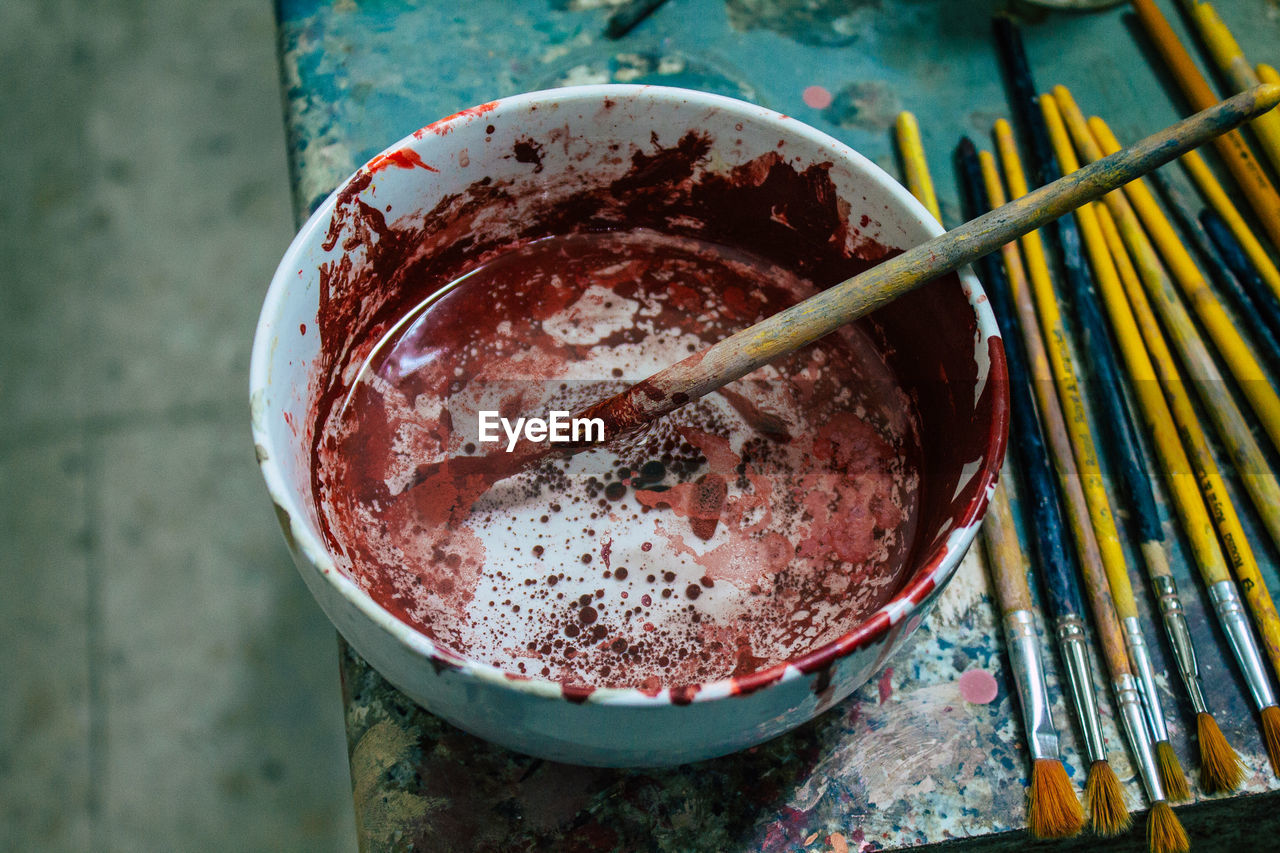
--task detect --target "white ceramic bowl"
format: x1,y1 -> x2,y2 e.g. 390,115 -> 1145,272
251,85 -> 1008,767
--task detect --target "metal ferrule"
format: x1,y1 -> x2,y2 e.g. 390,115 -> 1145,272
1054,614 -> 1107,763
1004,610 -> 1059,761
1152,574 -> 1208,714
1123,615 -> 1171,743
1113,673 -> 1166,804
1209,579 -> 1278,710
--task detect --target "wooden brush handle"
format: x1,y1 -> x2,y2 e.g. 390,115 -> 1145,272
895,112 -> 943,223
1185,0 -> 1280,176
585,84 -> 1280,437
984,483 -> 1035,616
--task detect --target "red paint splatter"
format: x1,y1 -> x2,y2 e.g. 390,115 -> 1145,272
417,100 -> 500,137
669,684 -> 700,705
959,668 -> 998,704
802,85 -> 833,109
368,147 -> 439,173
877,666 -> 894,703
688,473 -> 727,540
561,683 -> 594,704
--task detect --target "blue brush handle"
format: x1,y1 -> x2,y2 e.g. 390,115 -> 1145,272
1148,167 -> 1280,377
1053,217 -> 1165,545
956,138 -> 1086,621
993,17 -> 1165,548
1200,208 -> 1280,360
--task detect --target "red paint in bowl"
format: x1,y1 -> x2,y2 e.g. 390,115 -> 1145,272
251,86 -> 1007,766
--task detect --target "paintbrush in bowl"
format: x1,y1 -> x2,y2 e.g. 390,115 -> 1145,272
409,84 -> 1280,529
571,85 -> 1280,442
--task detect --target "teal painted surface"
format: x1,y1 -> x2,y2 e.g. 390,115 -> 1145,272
277,1 -> 1280,849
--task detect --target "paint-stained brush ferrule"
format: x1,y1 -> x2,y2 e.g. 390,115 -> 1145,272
1123,615 -> 1171,743
1005,610 -> 1060,760
1210,579 -> 1279,710
1056,615 -> 1107,763
1152,574 -> 1208,714
1114,673 -> 1166,803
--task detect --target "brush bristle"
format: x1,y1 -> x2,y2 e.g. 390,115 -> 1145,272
1085,759 -> 1131,836
1197,712 -> 1244,792
1147,801 -> 1189,853
1155,741 -> 1191,803
1028,758 -> 1083,838
1262,705 -> 1280,777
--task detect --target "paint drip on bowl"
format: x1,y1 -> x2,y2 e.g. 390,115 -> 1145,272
314,227 -> 924,692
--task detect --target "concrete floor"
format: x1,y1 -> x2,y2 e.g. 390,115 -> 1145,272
1,1 -> 355,850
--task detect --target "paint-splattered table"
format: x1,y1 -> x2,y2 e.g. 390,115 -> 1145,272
275,0 -> 1280,849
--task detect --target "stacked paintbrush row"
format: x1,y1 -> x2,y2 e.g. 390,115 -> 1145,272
894,9 -> 1280,852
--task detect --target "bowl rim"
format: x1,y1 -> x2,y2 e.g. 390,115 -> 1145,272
250,83 -> 1009,707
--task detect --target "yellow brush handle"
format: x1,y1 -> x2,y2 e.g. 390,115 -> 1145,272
1179,149 -> 1280,306
994,117 -> 1139,623
981,144 -> 1132,671
1053,90 -> 1245,586
993,122 -> 1135,685
1095,116 -> 1280,559
1184,1 -> 1280,176
1092,202 -> 1233,584
895,112 -> 943,224
1091,118 -> 1280,458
